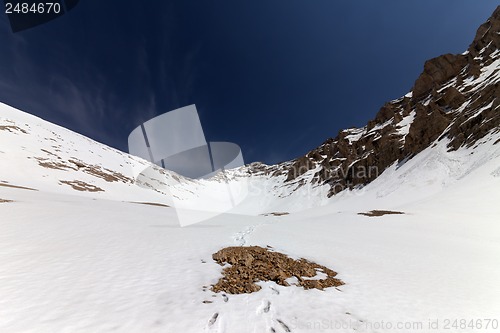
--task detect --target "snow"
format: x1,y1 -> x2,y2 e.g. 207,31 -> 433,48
461,57 -> 500,93
367,119 -> 392,134
344,127 -> 365,144
343,118 -> 395,146
395,111 -> 416,138
1,101 -> 500,332
459,101 -> 495,127
437,78 -> 458,93
480,58 -> 500,80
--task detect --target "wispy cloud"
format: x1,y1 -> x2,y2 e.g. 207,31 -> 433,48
0,21 -> 161,152
0,2 -> 205,153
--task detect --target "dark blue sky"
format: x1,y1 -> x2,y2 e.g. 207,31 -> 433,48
0,1 -> 498,164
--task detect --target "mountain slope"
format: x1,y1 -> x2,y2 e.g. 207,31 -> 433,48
1,102 -> 499,333
1,8 -> 499,216
1,7 -> 500,333
248,6 -> 500,198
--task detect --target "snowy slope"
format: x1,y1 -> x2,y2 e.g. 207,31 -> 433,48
0,101 -> 332,217
1,6 -> 500,332
0,126 -> 500,332
248,7 -> 500,199
2,97 -> 500,333
0,102 -> 180,204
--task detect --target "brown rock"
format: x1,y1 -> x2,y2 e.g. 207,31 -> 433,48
211,246 -> 344,294
412,54 -> 468,100
248,6 -> 500,199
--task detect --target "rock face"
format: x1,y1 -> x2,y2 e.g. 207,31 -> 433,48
248,6 -> 500,197
413,54 -> 468,99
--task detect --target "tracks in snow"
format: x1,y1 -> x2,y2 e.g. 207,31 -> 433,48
206,220 -> 297,332
258,297 -> 292,333
233,225 -> 257,246
204,286 -> 294,333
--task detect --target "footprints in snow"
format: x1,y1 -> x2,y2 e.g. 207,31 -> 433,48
277,319 -> 291,332
263,300 -> 271,313
202,291 -> 227,304
206,311 -> 221,332
257,300 -> 271,314
208,312 -> 219,326
204,290 -> 292,332
257,297 -> 292,332
210,224 -> 294,332
233,225 -> 256,246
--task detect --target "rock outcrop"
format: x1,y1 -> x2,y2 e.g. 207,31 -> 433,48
211,246 -> 343,294
249,6 -> 500,197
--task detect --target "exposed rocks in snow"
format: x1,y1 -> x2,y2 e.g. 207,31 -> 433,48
404,103 -> 451,156
0,183 -> 37,191
35,158 -> 74,171
211,246 -> 343,294
40,148 -> 59,157
80,164 -> 132,183
261,212 -> 289,217
0,125 -> 27,134
0,199 -> 13,203
358,210 -> 405,217
34,157 -> 133,183
285,155 -> 315,182
59,180 -> 104,192
437,87 -> 466,109
129,201 -> 170,208
470,6 -> 500,62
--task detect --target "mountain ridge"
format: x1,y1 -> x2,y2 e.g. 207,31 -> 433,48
1,8 -> 500,333
247,6 -> 500,197
0,7 -> 499,212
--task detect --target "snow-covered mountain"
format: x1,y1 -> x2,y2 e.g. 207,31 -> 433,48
1,5 -> 500,214
247,6 -> 500,198
0,6 -> 499,333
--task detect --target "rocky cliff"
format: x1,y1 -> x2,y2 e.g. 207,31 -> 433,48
248,6 -> 500,197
